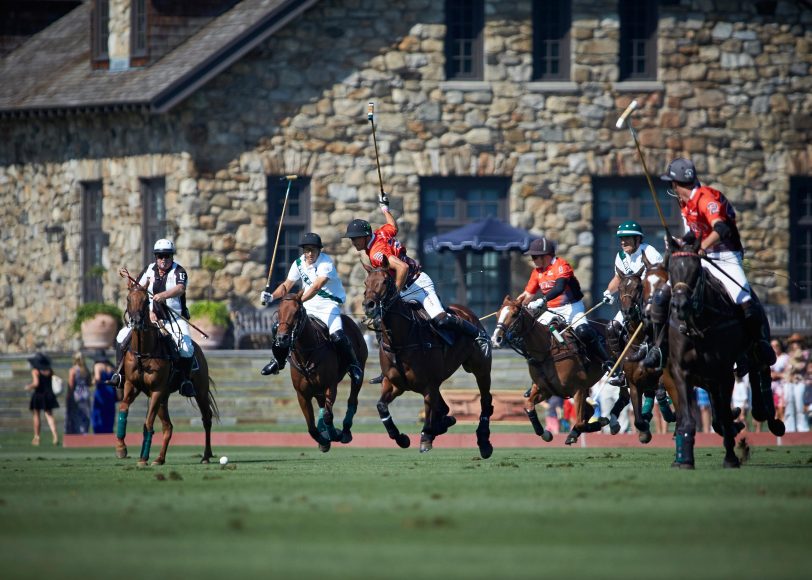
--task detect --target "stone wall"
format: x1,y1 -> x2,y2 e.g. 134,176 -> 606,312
1,0 -> 811,352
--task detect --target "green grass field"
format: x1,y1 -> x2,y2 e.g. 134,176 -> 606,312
1,432 -> 810,580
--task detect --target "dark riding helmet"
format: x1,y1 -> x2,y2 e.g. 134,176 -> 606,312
299,232 -> 323,248
343,219 -> 373,239
523,237 -> 556,256
659,158 -> 698,185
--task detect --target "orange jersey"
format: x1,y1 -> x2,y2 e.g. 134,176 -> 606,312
366,224 -> 421,283
524,257 -> 583,308
680,185 -> 742,252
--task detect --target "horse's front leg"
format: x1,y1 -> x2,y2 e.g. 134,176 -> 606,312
115,381 -> 139,459
628,377 -> 652,444
320,385 -> 342,443
472,360 -> 494,458
376,378 -> 410,449
711,377 -> 741,469
749,366 -> 785,436
420,391 -> 437,453
608,384 -> 631,435
138,390 -> 163,466
299,391 -> 331,452
670,365 -> 696,469
341,363 -> 364,445
152,399 -> 173,466
525,384 -> 554,442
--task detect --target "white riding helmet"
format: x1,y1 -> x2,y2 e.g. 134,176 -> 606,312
153,239 -> 176,254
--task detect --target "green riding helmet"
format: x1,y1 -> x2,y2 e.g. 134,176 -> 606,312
616,220 -> 644,238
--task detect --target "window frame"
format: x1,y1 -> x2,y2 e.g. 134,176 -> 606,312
266,176 -> 311,289
91,0 -> 110,67
130,0 -> 149,64
790,177 -> 812,303
444,0 -> 485,81
141,177 -> 167,266
619,0 -> 658,81
81,180 -> 107,303
532,0 -> 571,81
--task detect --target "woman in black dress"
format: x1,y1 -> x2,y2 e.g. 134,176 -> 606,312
25,352 -> 60,446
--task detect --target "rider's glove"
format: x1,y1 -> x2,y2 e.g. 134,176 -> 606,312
602,290 -> 615,305
379,191 -> 389,206
261,287 -> 276,306
527,298 -> 546,316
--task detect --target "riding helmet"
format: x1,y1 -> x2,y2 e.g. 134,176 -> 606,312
659,158 -> 698,184
616,221 -> 644,238
153,238 -> 176,254
299,232 -> 323,248
343,219 -> 373,239
523,237 -> 556,256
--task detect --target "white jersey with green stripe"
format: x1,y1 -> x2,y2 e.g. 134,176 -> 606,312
286,253 -> 346,306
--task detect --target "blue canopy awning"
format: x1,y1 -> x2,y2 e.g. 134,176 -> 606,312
423,216 -> 535,254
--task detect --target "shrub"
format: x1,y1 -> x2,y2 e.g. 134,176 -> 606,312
72,302 -> 124,333
188,300 -> 230,327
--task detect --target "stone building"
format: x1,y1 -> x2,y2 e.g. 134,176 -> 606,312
1,0 -> 811,353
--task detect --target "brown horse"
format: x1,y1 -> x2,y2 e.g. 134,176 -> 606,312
666,239 -> 784,468
491,295 -> 608,445
273,292 -> 367,452
362,265 -> 494,457
115,280 -> 219,465
609,261 -> 677,444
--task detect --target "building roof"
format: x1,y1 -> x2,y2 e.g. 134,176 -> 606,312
0,0 -> 319,116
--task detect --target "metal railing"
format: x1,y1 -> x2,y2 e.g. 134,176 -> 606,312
765,303 -> 812,337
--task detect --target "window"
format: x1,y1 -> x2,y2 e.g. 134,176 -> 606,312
790,177 -> 812,302
91,0 -> 109,65
619,0 -> 657,81
591,177 -> 682,310
419,177 -> 510,330
82,181 -> 106,303
532,0 -> 571,81
444,0 -> 484,81
130,0 -> 148,61
141,178 -> 167,265
266,176 -> 311,288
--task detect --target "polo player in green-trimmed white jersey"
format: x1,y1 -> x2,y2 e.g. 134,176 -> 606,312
259,232 -> 363,386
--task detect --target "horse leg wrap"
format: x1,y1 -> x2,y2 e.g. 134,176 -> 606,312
377,401 -> 400,439
674,432 -> 694,466
641,394 -> 655,421
525,409 -> 546,437
139,426 -> 154,461
656,389 -> 676,422
343,404 -> 357,432
116,410 -> 129,439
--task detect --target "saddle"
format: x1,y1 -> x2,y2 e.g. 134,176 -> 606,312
548,319 -> 587,366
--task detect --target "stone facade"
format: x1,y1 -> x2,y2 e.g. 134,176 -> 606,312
1,0 -> 811,352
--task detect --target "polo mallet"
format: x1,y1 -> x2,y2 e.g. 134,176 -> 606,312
368,102 -> 386,201
118,268 -> 209,338
615,100 -> 674,241
561,301 -> 605,334
261,175 -> 297,305
589,321 -> 643,403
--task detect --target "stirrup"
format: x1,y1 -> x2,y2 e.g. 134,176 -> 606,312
369,373 -> 384,384
110,373 -> 122,387
179,379 -> 196,397
260,360 -> 281,376
348,364 -> 363,384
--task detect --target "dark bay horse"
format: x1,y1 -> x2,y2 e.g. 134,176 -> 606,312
667,240 -> 783,468
611,262 -> 677,444
274,292 -> 367,452
116,280 -> 218,465
363,265 -> 494,457
491,295 -> 608,445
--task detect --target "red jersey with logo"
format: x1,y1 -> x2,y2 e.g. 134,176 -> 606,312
680,185 -> 742,252
524,257 -> 584,308
367,224 -> 421,285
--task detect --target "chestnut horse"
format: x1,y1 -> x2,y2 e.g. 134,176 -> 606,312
115,280 -> 218,465
491,295 -> 608,445
363,266 -> 494,457
611,261 -> 677,444
274,292 -> 367,452
666,239 -> 783,469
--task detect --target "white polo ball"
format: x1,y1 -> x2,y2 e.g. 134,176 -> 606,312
219,456 -> 229,466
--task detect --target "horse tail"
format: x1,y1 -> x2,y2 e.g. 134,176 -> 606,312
206,376 -> 220,422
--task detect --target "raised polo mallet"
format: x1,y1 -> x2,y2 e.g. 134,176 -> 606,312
261,174 -> 297,305
368,102 -> 386,202
615,100 -> 673,240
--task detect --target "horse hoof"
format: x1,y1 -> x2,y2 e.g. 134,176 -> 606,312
564,435 -> 578,446
137,460 -> 149,468
151,459 -> 165,466
671,462 -> 695,470
318,442 -> 331,453
723,458 -> 741,469
329,430 -> 343,442
638,431 -> 652,444
200,458 -> 210,464
443,416 -> 457,429
609,417 -> 621,435
541,430 -> 553,443
478,443 -> 493,459
395,433 -> 410,449
768,419 -> 786,437
341,430 -> 353,444
116,449 -> 128,459
419,442 -> 432,453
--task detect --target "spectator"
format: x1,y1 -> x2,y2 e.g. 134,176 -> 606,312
92,352 -> 117,434
732,369 -> 750,430
804,360 -> 812,431
545,396 -> 564,434
65,352 -> 91,435
760,338 -> 789,432
783,333 -> 809,432
695,387 -> 712,434
24,352 -> 59,446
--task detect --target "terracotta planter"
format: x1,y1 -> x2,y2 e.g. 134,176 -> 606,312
194,319 -> 227,350
80,314 -> 118,349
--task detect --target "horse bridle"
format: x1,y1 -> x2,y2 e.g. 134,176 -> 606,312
275,295 -> 307,347
364,270 -> 400,325
619,275 -> 644,325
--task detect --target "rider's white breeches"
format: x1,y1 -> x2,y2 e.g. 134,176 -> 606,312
116,319 -> 194,358
537,300 -> 588,328
304,299 -> 344,335
702,250 -> 751,305
400,272 -> 445,318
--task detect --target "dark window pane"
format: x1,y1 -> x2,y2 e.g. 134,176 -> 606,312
82,181 -> 106,303
141,178 -> 166,265
267,176 -> 311,288
445,0 -> 484,80
619,0 -> 657,81
532,0 -> 571,81
790,177 -> 812,302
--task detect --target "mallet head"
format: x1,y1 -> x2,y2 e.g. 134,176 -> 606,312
367,102 -> 374,122
282,175 -> 298,181
615,99 -> 639,129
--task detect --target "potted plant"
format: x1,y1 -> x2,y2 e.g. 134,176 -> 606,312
73,302 -> 124,349
190,253 -> 230,348
189,300 -> 230,349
